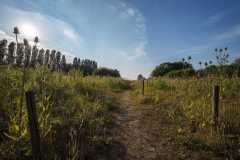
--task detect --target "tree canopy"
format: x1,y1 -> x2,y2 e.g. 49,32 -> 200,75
94,67 -> 120,77
151,61 -> 193,77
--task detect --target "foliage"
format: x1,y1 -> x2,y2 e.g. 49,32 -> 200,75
94,67 -> 120,77
137,74 -> 144,80
167,68 -> 195,78
151,61 -> 193,77
0,66 -> 128,159
133,77 -> 240,159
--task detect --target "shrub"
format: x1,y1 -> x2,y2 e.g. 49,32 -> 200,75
167,68 -> 195,78
151,61 -> 193,77
94,67 -> 120,77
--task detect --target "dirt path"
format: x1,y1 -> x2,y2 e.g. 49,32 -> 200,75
106,91 -> 177,160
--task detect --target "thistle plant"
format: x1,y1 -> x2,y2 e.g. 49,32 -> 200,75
0,39 -> 7,64
13,27 -> 19,45
215,48 -> 229,65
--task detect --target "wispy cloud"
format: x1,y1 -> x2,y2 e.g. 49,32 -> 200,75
0,30 -> 14,41
203,9 -> 233,27
63,27 -> 82,44
127,41 -> 147,60
215,24 -> 240,41
114,1 -> 148,60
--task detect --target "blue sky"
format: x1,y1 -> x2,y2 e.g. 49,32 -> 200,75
0,0 -> 240,79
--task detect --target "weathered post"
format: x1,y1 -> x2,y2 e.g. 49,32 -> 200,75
25,91 -> 41,160
213,85 -> 219,130
142,79 -> 145,96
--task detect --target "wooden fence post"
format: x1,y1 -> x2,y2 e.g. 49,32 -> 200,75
213,85 -> 219,130
142,79 -> 145,96
25,91 -> 41,160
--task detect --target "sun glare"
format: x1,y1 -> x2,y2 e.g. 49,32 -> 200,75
20,23 -> 39,39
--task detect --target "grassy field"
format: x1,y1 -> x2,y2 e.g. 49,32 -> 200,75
1,65 -> 240,159
132,77 -> 240,159
0,65 -> 130,159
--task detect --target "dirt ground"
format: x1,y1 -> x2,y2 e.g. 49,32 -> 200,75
101,91 -> 178,160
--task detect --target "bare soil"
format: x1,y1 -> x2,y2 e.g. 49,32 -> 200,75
102,91 -> 178,160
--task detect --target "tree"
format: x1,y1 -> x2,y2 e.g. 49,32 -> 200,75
94,67 -> 120,77
73,57 -> 78,69
151,61 -> 193,77
24,40 -> 31,67
80,59 -> 98,76
37,48 -> 44,65
44,49 -> 50,66
31,46 -> 38,67
56,51 -> 61,71
16,43 -> 24,66
50,50 -> 56,71
0,39 -> 7,64
77,58 -> 81,69
137,74 -> 144,80
234,57 -> 240,65
60,55 -> 66,71
7,42 -> 15,64
23,38 -> 29,46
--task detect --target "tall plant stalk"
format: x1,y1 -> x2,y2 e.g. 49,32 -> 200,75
19,60 -> 27,134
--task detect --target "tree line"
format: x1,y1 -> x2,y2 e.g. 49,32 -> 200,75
150,48 -> 240,78
0,27 -> 121,77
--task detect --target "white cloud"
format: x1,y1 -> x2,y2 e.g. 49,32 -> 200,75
63,27 -> 82,43
115,1 -> 148,60
126,8 -> 135,17
203,13 -> 225,26
118,2 -> 136,19
203,9 -> 234,27
0,30 -> 15,41
215,24 -> 240,41
127,41 -> 147,60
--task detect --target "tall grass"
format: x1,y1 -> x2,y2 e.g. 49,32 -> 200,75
133,77 -> 240,158
0,65 -> 129,159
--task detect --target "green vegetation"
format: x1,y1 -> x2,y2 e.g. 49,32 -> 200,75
1,26 -> 240,159
133,77 -> 240,159
94,67 -> 120,77
151,61 -> 193,77
0,65 -> 130,159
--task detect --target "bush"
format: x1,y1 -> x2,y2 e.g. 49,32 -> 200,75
94,67 -> 120,77
151,61 -> 193,77
167,68 -> 195,78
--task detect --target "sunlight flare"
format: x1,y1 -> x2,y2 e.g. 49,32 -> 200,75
20,23 -> 39,39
